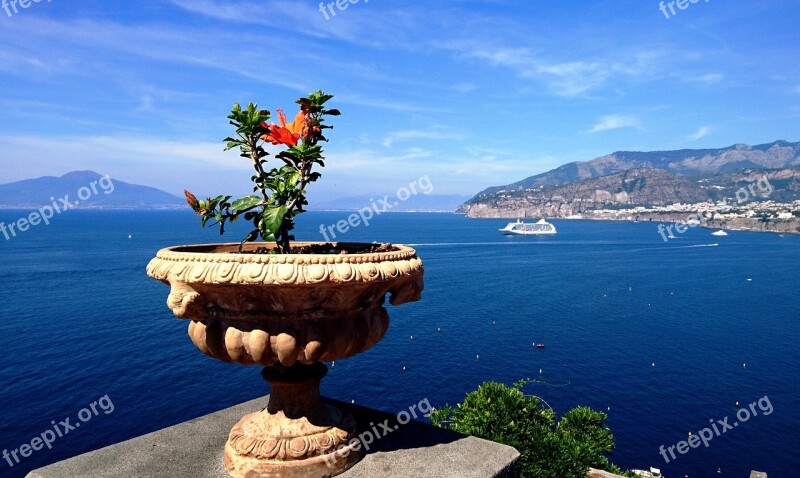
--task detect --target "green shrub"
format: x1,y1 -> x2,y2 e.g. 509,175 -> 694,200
430,380 -> 633,478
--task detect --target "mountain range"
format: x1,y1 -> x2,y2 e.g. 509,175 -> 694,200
0,171 -> 469,212
460,140 -> 800,217
0,171 -> 184,209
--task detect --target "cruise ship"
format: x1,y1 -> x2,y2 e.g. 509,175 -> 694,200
499,218 -> 557,235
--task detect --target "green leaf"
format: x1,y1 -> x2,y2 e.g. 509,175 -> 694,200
231,195 -> 262,212
262,205 -> 288,235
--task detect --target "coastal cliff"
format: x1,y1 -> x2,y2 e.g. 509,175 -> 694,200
459,142 -> 800,235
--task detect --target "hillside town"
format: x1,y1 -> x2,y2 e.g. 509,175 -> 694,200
585,198 -> 800,234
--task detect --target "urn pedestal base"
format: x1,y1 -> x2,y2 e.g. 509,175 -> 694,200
224,364 -> 361,478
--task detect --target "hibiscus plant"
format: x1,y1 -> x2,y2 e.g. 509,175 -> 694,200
185,91 -> 339,253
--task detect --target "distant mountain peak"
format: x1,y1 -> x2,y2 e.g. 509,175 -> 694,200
58,170 -> 106,180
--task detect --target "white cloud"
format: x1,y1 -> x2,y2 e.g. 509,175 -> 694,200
590,115 -> 640,133
688,126 -> 713,141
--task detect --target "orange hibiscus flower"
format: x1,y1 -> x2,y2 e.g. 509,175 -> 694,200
261,108 -> 309,147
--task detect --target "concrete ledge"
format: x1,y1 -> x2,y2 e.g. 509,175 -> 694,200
586,469 -> 627,478
27,396 -> 520,478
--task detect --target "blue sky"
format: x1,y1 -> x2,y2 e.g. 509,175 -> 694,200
1,0 -> 799,199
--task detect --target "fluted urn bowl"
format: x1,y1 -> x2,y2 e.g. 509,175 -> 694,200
146,242 -> 424,478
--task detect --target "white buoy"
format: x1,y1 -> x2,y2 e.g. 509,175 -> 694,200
331,361 -> 335,368
747,278 -> 753,282
437,327 -> 441,332
492,321 -> 496,325
351,400 -> 355,404
743,363 -> 746,368
402,366 -> 407,373
652,363 -> 656,367
539,368 -> 542,375
476,354 -> 480,360
410,335 -> 414,341
128,234 -> 132,239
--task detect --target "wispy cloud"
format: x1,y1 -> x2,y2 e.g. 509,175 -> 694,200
448,44 -> 662,97
0,134 -> 248,181
685,73 -> 724,85
335,94 -> 445,113
590,115 -> 640,133
168,0 -> 417,47
382,130 -> 463,148
688,125 -> 713,141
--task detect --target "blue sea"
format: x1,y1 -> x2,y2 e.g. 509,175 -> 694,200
0,210 -> 798,478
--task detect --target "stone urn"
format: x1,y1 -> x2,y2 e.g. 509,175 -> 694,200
146,242 -> 423,478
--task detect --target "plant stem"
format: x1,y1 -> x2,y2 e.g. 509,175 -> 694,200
247,136 -> 270,203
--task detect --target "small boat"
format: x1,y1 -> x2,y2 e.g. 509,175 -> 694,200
535,343 -> 545,348
499,218 -> 557,235
711,230 -> 728,236
632,467 -> 663,478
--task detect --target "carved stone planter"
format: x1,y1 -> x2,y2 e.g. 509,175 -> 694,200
146,243 -> 424,478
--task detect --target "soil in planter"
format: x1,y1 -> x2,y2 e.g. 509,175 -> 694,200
248,242 -> 399,255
